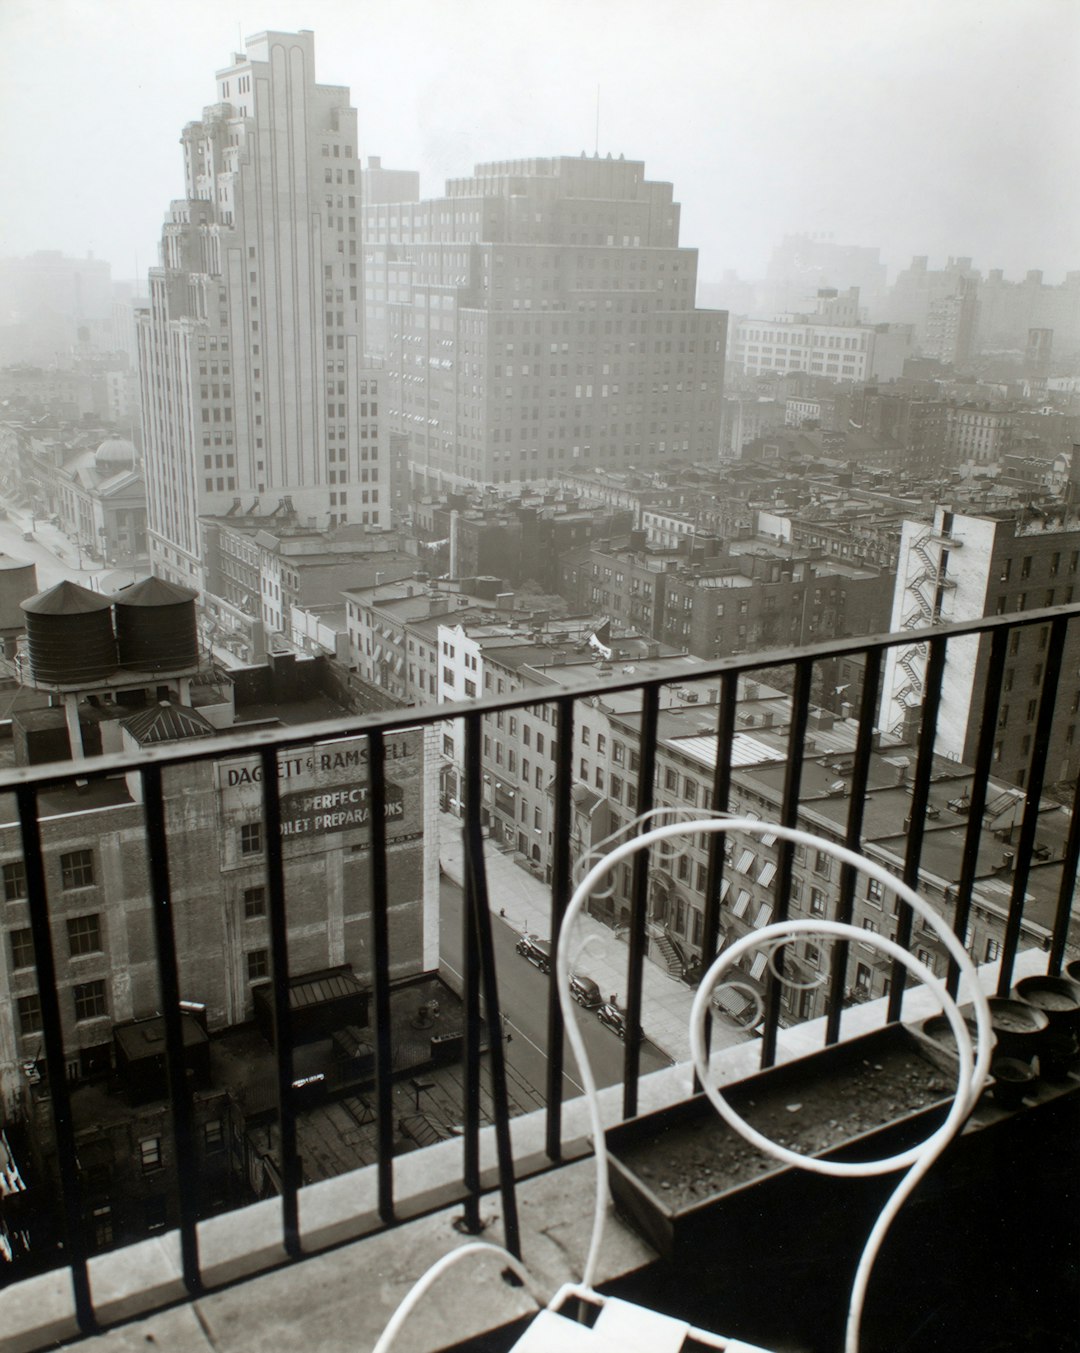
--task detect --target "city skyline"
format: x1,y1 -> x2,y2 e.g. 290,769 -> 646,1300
1,0 -> 1076,290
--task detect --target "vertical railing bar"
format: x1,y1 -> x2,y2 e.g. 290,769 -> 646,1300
459,713 -> 484,1234
997,615 -> 1066,995
16,783 -> 97,1334
545,696 -> 574,1161
259,746 -> 300,1258
886,634 -> 947,1024
140,764 -> 201,1294
696,671 -> 737,1090
762,656 -> 813,1069
624,684 -> 659,1119
366,729 -> 395,1223
463,719 -> 521,1258
825,645 -> 883,1046
946,627 -> 1008,996
1048,726 -> 1080,976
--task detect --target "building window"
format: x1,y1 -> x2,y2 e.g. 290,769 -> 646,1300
810,888 -> 826,916
204,1120 -> 225,1153
139,1137 -> 163,1172
984,937 -> 1001,962
240,823 -> 262,856
2,860 -> 27,901
60,849 -> 94,890
144,1197 -> 168,1232
855,963 -> 872,992
813,850 -> 831,879
866,877 -> 883,906
92,1205 -> 113,1248
17,993 -> 42,1036
9,926 -> 34,970
247,949 -> 270,983
73,979 -> 107,1022
243,886 -> 266,919
67,914 -> 102,957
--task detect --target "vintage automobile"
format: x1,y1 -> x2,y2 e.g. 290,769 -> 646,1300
515,933 -> 552,973
596,1001 -> 642,1041
569,972 -> 603,1008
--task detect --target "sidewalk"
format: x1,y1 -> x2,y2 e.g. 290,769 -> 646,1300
437,812 -> 753,1065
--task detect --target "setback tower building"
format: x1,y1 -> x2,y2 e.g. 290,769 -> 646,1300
137,30 -> 386,590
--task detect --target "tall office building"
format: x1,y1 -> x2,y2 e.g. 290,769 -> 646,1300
137,31 -> 385,589
363,155 -> 726,492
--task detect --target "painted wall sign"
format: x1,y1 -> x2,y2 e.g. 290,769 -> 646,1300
278,780 -> 404,838
216,730 -> 422,847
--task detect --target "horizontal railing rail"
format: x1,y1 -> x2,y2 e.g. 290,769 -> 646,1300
0,601 -> 1078,795
2,602 -> 1079,1341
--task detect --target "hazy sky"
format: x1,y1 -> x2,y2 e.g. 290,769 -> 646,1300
1,0 -> 1076,286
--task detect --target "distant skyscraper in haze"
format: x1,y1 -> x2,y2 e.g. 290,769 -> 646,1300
363,155 -> 726,492
137,30 -> 384,589
764,234 -> 888,318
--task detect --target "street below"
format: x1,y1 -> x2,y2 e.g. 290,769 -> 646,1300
439,874 -> 671,1107
0,505 -> 112,592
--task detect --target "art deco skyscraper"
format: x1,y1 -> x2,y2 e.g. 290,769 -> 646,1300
363,155 -> 726,492
137,30 -> 384,589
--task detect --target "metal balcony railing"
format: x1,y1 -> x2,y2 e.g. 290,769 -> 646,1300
3,604 -> 1080,1340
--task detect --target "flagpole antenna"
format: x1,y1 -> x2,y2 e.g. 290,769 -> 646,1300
595,85 -> 600,155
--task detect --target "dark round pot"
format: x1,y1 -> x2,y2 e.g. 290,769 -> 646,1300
985,997 -> 1048,1062
1039,1028 -> 1079,1082
1013,976 -> 1080,1035
920,1012 -> 983,1059
1064,958 -> 1080,986
991,1057 -> 1037,1110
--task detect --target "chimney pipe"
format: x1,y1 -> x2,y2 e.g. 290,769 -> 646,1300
449,509 -> 461,579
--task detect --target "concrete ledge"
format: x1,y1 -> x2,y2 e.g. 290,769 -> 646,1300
1,1265 -> 80,1353
87,1234 -> 187,1329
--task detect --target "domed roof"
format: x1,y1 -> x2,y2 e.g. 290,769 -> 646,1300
21,579 -> 112,615
112,575 -> 198,608
121,700 -> 215,746
94,437 -> 136,469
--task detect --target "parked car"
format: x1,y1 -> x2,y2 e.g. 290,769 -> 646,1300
515,933 -> 551,973
569,972 -> 603,1008
22,531 -> 33,541
596,1001 -> 642,1041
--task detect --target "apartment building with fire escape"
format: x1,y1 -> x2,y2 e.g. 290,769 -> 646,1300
880,505 -> 1080,786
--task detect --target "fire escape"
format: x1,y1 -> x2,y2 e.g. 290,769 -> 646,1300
891,527 -> 960,736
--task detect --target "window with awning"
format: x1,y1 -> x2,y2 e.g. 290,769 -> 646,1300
714,984 -> 755,1018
